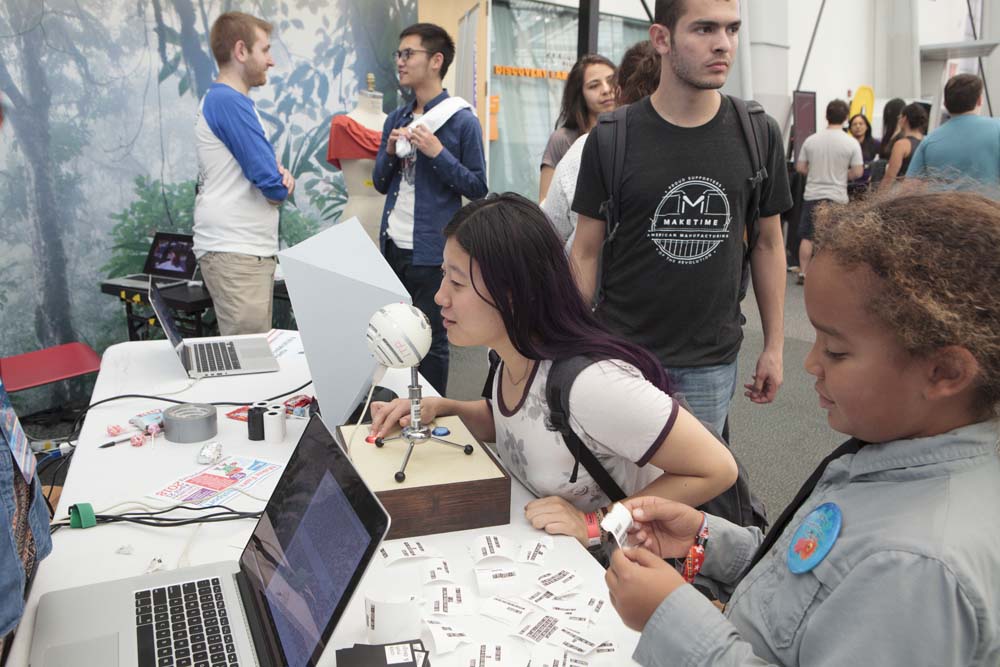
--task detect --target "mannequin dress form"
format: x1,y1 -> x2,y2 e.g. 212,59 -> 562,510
328,74 -> 387,245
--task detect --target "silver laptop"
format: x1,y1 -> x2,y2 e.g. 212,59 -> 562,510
29,415 -> 391,667
115,232 -> 198,290
148,280 -> 279,378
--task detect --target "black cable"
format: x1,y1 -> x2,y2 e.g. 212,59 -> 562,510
43,449 -> 74,511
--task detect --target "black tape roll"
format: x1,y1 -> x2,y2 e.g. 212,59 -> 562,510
247,406 -> 265,441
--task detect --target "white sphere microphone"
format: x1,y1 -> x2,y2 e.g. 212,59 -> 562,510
366,303 -> 432,369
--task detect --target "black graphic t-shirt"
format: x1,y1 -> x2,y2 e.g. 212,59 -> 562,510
572,95 -> 791,367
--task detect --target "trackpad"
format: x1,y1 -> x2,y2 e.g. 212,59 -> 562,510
45,633 -> 118,666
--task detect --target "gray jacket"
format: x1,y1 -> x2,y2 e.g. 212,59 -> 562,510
634,421 -> 1000,666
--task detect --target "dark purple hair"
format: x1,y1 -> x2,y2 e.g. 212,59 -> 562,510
443,193 -> 671,393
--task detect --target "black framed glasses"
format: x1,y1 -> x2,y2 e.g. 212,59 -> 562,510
393,48 -> 430,62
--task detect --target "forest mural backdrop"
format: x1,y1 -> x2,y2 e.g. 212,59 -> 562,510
0,0 -> 416,410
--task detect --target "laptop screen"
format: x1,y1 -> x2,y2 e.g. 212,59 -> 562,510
147,281 -> 186,356
239,416 -> 389,667
143,232 -> 197,279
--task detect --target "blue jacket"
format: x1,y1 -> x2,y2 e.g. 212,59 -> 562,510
373,90 -> 488,266
0,451 -> 52,637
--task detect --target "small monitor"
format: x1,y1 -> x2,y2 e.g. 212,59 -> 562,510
144,232 -> 197,279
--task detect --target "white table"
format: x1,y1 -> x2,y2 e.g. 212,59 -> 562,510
9,333 -> 639,666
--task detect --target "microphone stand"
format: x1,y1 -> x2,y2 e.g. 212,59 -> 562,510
375,366 -> 473,482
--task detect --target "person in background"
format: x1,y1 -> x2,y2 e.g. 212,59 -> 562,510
370,194 -> 738,555
906,73 -> 1000,190
877,97 -> 906,159
193,12 -> 295,336
795,99 -> 863,284
541,41 -> 661,247
605,189 -> 1000,667
538,54 -> 616,202
373,22 -> 488,395
846,113 -> 879,197
880,102 -> 927,189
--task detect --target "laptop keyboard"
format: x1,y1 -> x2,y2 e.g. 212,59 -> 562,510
193,341 -> 241,374
135,577 -> 239,666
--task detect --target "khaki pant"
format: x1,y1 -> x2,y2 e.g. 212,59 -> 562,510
199,252 -> 276,335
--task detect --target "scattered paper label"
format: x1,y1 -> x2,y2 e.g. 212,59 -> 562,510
384,643 -> 413,665
423,558 -> 455,584
475,566 -> 520,594
428,585 -> 471,615
379,540 -> 436,565
536,569 -> 581,596
518,536 -> 553,565
365,594 -> 419,644
423,618 -> 472,654
463,643 -> 516,667
528,645 -> 567,667
515,615 -> 561,644
600,503 -> 633,548
523,589 -> 559,610
481,596 -> 533,627
471,534 -> 514,562
593,641 -> 617,656
583,597 -> 608,624
550,627 -> 599,656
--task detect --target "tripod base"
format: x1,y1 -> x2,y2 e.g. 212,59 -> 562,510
375,427 -> 474,482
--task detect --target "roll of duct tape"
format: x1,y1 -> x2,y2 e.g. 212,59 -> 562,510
163,403 -> 218,443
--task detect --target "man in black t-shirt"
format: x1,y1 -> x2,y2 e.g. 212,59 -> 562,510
571,0 -> 792,436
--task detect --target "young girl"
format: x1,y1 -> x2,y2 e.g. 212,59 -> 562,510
605,189 -> 1000,665
370,193 -> 738,549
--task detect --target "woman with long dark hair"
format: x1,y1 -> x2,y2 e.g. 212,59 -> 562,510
847,113 -> 879,196
538,54 -> 616,202
880,102 -> 928,188
878,97 -> 906,159
370,194 -> 737,547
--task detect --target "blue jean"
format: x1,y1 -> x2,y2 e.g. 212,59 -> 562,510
383,239 -> 449,395
664,361 -> 739,437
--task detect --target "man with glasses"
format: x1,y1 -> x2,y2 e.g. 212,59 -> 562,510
374,23 -> 488,395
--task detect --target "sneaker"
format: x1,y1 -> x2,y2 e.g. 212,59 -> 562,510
796,274 -> 805,285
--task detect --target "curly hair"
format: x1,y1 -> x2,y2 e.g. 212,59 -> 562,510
616,40 -> 660,105
813,187 -> 1000,416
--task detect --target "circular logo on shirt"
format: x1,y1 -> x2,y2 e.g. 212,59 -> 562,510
787,502 -> 843,574
647,177 -> 731,264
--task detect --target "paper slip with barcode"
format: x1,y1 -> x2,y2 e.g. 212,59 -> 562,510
428,585 -> 471,615
536,569 -> 581,596
529,645 -> 568,667
423,558 -> 455,584
378,540 -> 437,565
550,626 -> 600,656
462,643 -> 519,667
514,615 -> 561,644
518,536 -> 553,565
475,566 -> 520,594
583,597 -> 608,624
480,596 -> 533,627
423,618 -> 472,654
547,604 -> 592,632
384,643 -> 414,665
471,534 -> 515,562
523,589 -> 560,610
600,502 -> 633,548
593,641 -> 617,657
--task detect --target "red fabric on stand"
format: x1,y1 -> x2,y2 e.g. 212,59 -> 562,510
326,114 -> 381,169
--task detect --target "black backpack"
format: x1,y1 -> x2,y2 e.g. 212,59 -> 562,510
544,356 -> 768,532
590,95 -> 771,310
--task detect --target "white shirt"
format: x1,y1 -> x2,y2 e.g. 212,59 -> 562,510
540,133 -> 588,250
491,358 -> 677,510
800,128 -> 863,204
387,113 -> 422,249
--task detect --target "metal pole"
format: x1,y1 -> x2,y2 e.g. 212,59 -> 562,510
578,0 -> 600,60
966,0 -> 994,116
782,0 -> 827,136
638,0 -> 654,22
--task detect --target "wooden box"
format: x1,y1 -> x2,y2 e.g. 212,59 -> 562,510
338,415 -> 510,539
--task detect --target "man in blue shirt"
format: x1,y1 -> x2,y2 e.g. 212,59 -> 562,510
374,23 -> 488,394
906,74 -> 1000,190
193,12 -> 295,335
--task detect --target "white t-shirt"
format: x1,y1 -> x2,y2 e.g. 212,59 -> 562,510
540,133 -> 588,250
491,358 -> 678,510
800,128 -> 863,204
387,113 -> 422,249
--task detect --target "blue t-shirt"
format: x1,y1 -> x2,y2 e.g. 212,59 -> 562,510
906,114 -> 1000,189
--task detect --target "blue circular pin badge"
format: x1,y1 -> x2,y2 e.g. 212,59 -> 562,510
787,502 -> 842,574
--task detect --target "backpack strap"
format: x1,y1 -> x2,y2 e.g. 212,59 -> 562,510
728,95 -> 770,252
545,356 -> 627,503
591,105 -> 630,311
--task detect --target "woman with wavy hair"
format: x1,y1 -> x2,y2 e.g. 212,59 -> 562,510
371,193 -> 737,551
538,54 -> 616,202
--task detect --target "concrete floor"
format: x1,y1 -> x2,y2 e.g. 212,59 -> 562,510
442,274 -> 843,520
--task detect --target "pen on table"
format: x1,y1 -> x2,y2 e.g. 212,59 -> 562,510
99,432 -> 139,449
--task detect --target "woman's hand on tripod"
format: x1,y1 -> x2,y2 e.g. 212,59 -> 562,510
369,397 -> 442,438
